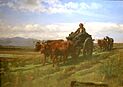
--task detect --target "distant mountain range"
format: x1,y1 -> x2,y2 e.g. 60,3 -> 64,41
0,37 -> 38,47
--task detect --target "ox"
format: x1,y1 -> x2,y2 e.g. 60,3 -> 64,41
35,41 -> 41,51
97,39 -> 108,51
48,40 -> 73,67
104,36 -> 114,50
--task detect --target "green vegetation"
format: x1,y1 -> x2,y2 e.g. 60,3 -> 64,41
1,43 -> 123,87
98,52 -> 123,87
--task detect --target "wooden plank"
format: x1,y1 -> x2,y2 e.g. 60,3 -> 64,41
71,81 -> 108,87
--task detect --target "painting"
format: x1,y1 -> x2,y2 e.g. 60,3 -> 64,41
0,0 -> 123,87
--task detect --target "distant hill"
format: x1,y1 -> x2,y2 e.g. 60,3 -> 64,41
0,37 -> 38,47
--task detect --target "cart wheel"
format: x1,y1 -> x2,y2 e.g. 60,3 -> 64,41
83,37 -> 93,57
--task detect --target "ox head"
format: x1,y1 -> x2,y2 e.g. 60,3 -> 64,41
35,41 -> 41,51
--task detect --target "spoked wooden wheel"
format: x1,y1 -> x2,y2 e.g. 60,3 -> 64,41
83,37 -> 93,57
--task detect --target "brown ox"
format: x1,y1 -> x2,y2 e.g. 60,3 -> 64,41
97,39 -> 108,51
48,40 -> 73,67
35,41 -> 41,51
104,36 -> 114,50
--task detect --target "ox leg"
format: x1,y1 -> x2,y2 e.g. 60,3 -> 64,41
100,46 -> 104,51
44,55 -> 46,65
109,44 -> 112,50
57,56 -> 60,66
111,43 -> 113,50
105,45 -> 109,51
63,55 -> 67,64
102,47 -> 104,51
52,55 -> 55,67
50,55 -> 53,61
101,47 -> 104,51
41,54 -> 46,66
59,56 -> 62,62
52,55 -> 58,67
109,45 -> 111,50
55,56 -> 59,66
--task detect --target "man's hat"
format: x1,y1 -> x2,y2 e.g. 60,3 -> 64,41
79,23 -> 83,26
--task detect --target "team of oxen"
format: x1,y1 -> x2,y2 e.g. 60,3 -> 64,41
97,36 -> 114,51
35,36 -> 114,67
35,39 -> 77,67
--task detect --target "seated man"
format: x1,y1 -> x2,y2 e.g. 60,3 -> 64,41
66,23 -> 86,41
73,23 -> 92,48
73,23 -> 86,41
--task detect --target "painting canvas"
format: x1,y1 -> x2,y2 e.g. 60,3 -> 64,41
0,0 -> 123,87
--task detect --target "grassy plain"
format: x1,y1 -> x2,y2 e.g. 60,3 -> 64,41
0,43 -> 123,87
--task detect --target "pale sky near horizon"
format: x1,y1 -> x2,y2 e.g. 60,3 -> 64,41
0,0 -> 123,42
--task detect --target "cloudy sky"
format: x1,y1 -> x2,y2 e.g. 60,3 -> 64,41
0,0 -> 123,42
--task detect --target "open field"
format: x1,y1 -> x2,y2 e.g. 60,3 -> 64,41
0,43 -> 123,87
